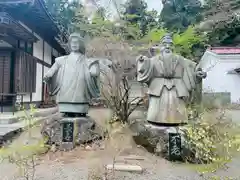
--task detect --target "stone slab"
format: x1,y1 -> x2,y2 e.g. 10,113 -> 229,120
106,164 -> 143,173
0,113 -> 60,137
0,116 -> 18,125
0,107 -> 58,125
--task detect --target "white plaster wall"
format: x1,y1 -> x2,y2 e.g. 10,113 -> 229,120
31,33 -> 44,102
202,55 -> 240,103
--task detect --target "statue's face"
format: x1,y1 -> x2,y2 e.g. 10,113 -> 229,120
161,41 -> 173,53
70,37 -> 80,52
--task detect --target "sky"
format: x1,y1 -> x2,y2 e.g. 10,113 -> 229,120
146,0 -> 163,12
79,0 -> 163,16
79,0 -> 163,20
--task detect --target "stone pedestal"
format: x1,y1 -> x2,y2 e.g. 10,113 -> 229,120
41,115 -> 102,151
130,119 -> 189,161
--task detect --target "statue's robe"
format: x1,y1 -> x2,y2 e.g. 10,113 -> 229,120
137,52 -> 199,124
44,53 -> 100,113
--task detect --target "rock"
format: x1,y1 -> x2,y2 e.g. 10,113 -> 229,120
129,119 -> 190,160
41,115 -> 102,150
99,144 -> 105,150
129,119 -> 165,153
85,145 -> 92,150
50,144 -> 57,152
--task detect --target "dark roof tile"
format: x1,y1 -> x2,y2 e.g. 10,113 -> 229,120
208,47 -> 240,54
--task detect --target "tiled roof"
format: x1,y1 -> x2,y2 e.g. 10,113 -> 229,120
0,0 -> 33,4
208,47 -> 240,54
0,0 -> 67,53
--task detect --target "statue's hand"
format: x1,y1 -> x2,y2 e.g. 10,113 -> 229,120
196,70 -> 207,79
136,55 -> 148,62
43,75 -> 50,83
136,55 -> 149,74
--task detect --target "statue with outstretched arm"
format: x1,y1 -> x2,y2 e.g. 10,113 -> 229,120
43,33 -> 100,117
136,34 -> 206,125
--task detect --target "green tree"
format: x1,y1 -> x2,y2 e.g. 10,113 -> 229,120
173,26 -> 207,61
160,0 -> 203,32
45,0 -> 79,29
201,0 -> 240,46
139,26 -> 207,61
123,0 -> 154,36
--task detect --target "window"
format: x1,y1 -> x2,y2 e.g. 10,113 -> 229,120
26,42 -> 33,55
18,40 -> 25,50
17,40 -> 33,55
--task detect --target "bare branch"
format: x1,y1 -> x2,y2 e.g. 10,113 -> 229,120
87,37 -> 142,123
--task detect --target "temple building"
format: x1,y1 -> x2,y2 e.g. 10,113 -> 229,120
200,47 -> 240,105
0,0 -> 67,111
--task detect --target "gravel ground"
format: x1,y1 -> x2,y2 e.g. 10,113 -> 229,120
0,153 -> 201,180
1,144 -> 240,180
1,108 -> 240,180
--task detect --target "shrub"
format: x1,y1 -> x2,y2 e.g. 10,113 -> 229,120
182,108 -> 240,173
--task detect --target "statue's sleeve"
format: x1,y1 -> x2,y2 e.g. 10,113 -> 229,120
182,57 -> 198,91
136,56 -> 153,84
89,61 -> 100,77
44,59 -> 60,78
85,59 -> 100,99
44,57 -> 63,96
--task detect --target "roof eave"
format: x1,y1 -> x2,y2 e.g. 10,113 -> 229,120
37,0 -> 68,37
0,0 -> 34,4
0,0 -> 68,53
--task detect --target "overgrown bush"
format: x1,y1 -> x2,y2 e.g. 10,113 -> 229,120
182,107 -> 240,173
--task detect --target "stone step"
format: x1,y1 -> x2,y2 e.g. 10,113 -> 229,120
0,112 -> 60,145
106,164 -> 143,173
0,107 -> 58,124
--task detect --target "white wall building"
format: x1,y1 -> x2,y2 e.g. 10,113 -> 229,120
200,47 -> 240,104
